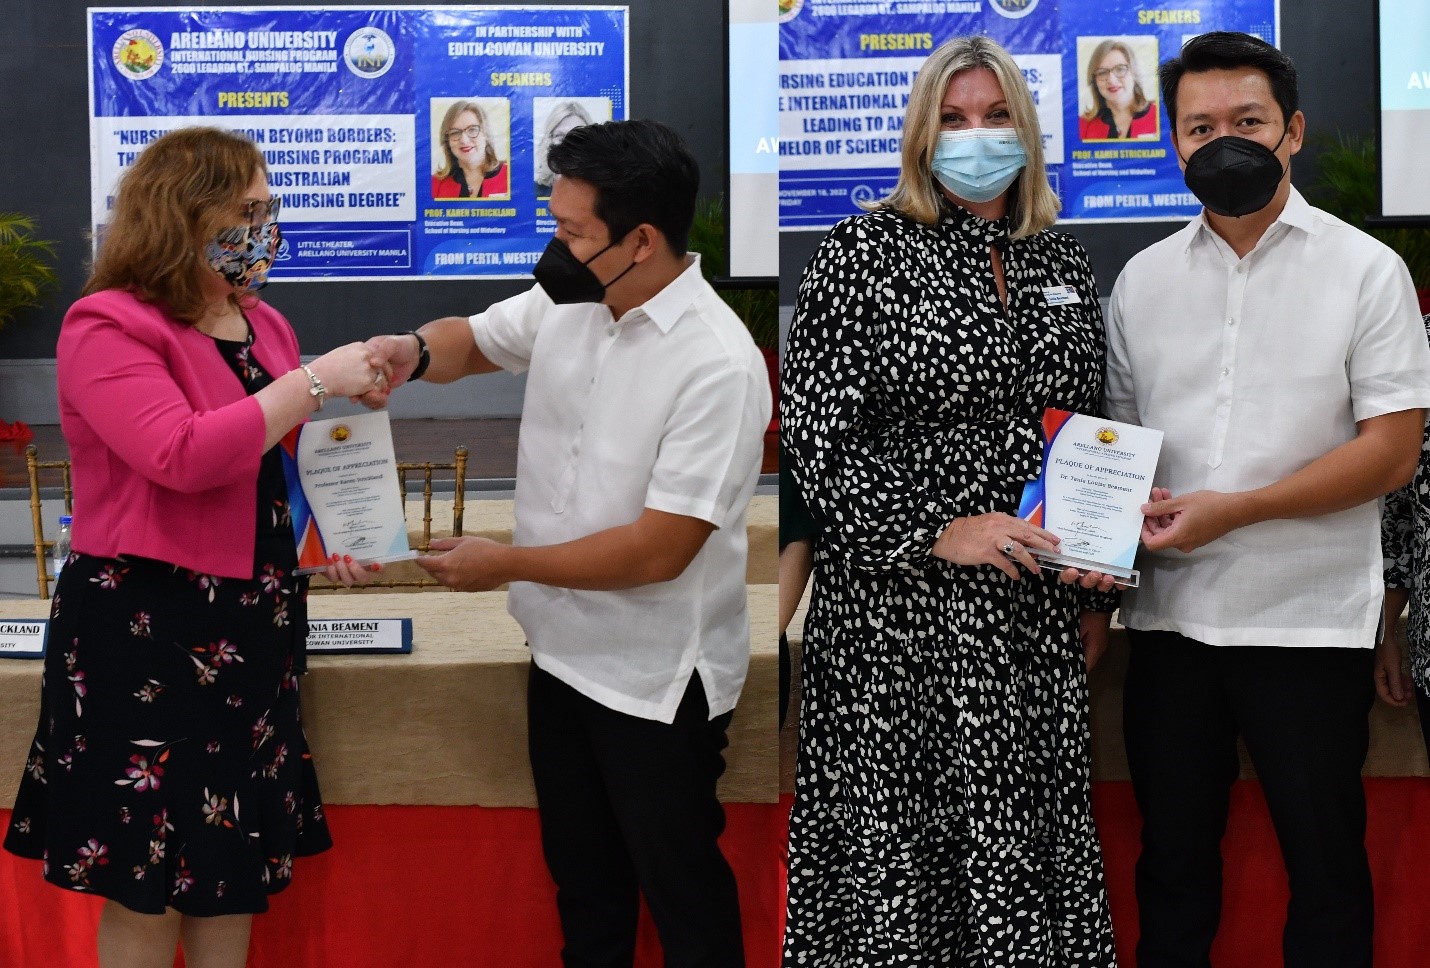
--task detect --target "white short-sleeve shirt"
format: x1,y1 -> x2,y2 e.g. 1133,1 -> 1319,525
469,255 -> 772,721
1106,188 -> 1430,649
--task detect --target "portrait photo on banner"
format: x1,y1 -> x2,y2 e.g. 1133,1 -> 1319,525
430,95 -> 513,201
532,96 -> 613,199
1076,35 -> 1161,142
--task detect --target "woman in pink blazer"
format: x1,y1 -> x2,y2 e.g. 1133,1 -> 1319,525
4,127 -> 386,968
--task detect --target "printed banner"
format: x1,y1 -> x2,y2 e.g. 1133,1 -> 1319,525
90,6 -> 629,279
778,0 -> 1278,229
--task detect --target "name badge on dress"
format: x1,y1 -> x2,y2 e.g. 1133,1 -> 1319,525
1041,285 -> 1082,306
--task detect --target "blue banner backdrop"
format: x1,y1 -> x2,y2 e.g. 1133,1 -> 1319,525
90,6 -> 629,279
777,0 -> 1278,229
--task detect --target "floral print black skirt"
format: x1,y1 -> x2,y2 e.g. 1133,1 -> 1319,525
4,327 -> 331,916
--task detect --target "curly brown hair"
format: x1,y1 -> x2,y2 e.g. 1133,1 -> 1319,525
84,126 -> 266,323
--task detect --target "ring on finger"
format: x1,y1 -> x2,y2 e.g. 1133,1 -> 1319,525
1001,541 -> 1017,557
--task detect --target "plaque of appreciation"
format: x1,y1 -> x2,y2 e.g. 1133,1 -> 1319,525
280,411 -> 417,575
1016,409 -> 1163,587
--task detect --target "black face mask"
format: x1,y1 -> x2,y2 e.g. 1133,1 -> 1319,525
532,233 -> 636,305
1180,124 -> 1290,217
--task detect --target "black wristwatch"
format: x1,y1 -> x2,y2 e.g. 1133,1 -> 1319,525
405,330 -> 431,381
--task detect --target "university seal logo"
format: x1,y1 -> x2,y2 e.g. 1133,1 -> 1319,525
330,425 -> 352,443
344,27 -> 396,79
988,0 -> 1040,19
1094,427 -> 1119,445
113,29 -> 164,80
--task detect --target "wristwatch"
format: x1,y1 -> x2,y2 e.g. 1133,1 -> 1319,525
300,364 -> 326,410
406,330 -> 431,381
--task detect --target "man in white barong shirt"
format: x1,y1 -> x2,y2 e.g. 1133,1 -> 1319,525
1098,31 -> 1430,968
365,120 -> 770,967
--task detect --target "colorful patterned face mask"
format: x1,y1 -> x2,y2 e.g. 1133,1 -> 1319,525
206,220 -> 281,291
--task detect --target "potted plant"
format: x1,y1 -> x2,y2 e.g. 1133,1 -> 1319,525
1306,134 -> 1430,312
686,194 -> 780,429
0,212 -> 59,444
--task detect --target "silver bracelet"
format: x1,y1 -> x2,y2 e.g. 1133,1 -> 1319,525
299,364 -> 326,410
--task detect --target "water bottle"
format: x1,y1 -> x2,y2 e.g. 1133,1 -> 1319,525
52,515 -> 72,579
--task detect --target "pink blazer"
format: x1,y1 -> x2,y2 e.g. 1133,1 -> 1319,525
57,289 -> 302,578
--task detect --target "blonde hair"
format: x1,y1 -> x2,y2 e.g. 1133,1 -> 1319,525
872,35 -> 1059,239
1080,39 -> 1151,123
534,101 -> 596,188
83,126 -> 265,323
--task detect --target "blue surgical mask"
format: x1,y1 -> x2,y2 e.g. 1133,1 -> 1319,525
931,128 -> 1028,204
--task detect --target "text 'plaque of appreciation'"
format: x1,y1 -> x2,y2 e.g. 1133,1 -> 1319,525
1017,409 -> 1164,587
280,411 -> 417,575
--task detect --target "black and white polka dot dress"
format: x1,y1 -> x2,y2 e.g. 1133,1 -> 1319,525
781,204 -> 1116,965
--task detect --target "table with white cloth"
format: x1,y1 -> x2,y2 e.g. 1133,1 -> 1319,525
1,495 -> 782,968
0,588 -> 779,806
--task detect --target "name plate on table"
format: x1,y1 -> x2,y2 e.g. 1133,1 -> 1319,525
281,411 -> 418,575
1017,409 -> 1163,587
0,620 -> 48,659
306,619 -> 412,655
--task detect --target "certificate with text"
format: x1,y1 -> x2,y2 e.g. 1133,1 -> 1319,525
1017,409 -> 1163,586
280,410 -> 416,574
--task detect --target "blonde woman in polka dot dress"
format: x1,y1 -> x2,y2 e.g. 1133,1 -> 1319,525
782,36 -> 1119,966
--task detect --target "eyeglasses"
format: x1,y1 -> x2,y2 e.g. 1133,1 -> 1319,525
446,124 -> 484,144
242,197 -> 282,227
1094,63 -> 1131,82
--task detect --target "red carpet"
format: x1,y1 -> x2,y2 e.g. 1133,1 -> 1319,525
5,781 -> 1430,965
0,802 -> 787,967
1094,778 -> 1430,966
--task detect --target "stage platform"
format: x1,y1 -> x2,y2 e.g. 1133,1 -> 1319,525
782,596 -> 1430,966
1,498 -> 784,966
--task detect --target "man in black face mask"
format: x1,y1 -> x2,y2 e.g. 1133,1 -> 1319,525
361,120 -> 771,966
1099,31 -> 1430,968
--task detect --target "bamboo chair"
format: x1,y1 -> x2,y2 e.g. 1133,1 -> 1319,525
26,445 -> 469,598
